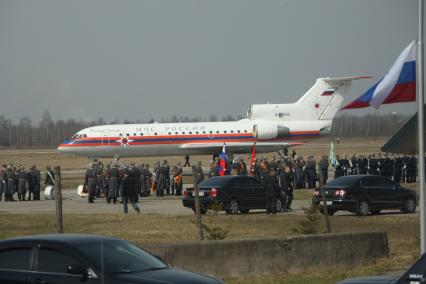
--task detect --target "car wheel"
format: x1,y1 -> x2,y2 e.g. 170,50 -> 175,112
370,210 -> 381,215
356,201 -> 369,216
239,209 -> 250,214
226,200 -> 239,214
402,198 -> 416,213
275,199 -> 283,212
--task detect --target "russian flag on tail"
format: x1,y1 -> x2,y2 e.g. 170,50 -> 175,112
342,41 -> 416,110
218,144 -> 227,176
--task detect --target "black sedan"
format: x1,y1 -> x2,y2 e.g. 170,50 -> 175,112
312,175 -> 417,216
0,234 -> 223,284
182,175 -> 284,214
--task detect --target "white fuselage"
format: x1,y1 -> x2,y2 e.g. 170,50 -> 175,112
58,119 -> 328,158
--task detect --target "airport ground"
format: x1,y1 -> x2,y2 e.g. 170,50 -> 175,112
0,137 -> 421,283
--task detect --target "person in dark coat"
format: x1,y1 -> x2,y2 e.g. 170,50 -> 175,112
121,168 -> 140,214
318,156 -> 329,186
393,155 -> 403,184
265,169 -> 279,214
85,163 -> 97,203
27,165 -> 40,201
334,155 -> 344,179
130,162 -> 141,202
5,165 -> 16,201
16,166 -> 27,201
108,163 -> 119,204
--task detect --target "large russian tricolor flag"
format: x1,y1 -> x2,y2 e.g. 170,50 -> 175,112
342,41 -> 416,110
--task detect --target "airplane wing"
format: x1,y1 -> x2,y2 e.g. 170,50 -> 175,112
179,141 -> 304,154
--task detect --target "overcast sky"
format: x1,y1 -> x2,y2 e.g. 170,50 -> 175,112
0,0 -> 420,123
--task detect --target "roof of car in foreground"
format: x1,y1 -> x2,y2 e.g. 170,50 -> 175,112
0,234 -> 119,245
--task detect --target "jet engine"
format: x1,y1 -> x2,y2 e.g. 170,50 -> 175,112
252,124 -> 290,140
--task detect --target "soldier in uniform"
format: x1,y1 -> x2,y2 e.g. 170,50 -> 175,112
358,155 -> 368,175
27,165 -> 39,201
16,166 -> 27,201
341,155 -> 349,176
294,157 -> 305,189
377,153 -> 385,176
94,160 -> 104,198
139,163 -> 146,197
0,164 -> 6,201
209,160 -> 217,177
121,168 -> 140,214
394,155 -> 403,184
349,155 -> 358,175
163,160 -> 171,195
407,155 -> 417,183
45,166 -> 55,187
318,156 -> 329,186
108,163 -> 119,204
368,154 -> 378,175
103,164 -> 111,199
384,154 -> 394,180
5,164 -> 16,201
85,163 -> 97,203
156,161 -> 166,197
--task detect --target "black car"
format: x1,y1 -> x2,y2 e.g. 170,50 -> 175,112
312,175 -> 417,216
0,234 -> 223,284
182,175 -> 284,214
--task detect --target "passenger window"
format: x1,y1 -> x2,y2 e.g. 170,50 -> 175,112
224,131 -> 227,134
189,132 -> 192,134
0,248 -> 33,270
37,248 -> 79,274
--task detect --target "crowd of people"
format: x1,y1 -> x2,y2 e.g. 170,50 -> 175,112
0,152 -> 419,215
0,163 -> 55,202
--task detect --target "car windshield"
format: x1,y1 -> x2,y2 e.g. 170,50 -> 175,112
76,240 -> 168,274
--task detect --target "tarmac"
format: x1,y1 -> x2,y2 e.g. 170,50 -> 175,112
0,189 -> 418,217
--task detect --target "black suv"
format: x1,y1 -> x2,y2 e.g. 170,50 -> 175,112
312,175 -> 417,216
182,175 -> 284,214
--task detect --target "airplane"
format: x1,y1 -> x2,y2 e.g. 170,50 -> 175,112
57,76 -> 367,158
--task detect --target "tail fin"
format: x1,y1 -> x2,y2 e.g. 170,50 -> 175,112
295,76 -> 370,120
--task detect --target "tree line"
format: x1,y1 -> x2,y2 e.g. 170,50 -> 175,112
0,111 -> 410,148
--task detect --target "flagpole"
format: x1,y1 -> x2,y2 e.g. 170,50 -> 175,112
418,0 -> 425,254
